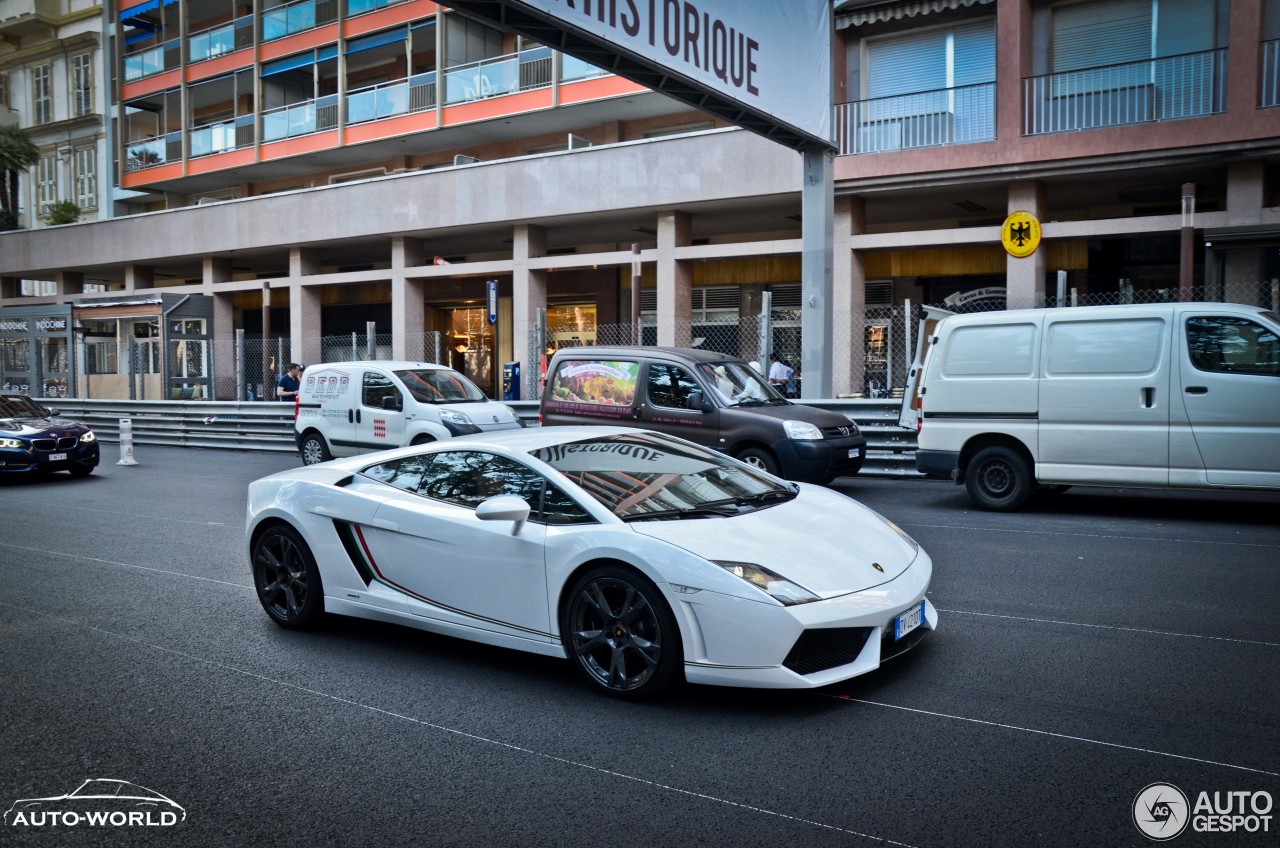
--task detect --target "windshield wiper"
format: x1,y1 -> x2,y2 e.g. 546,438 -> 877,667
731,398 -> 772,407
621,506 -> 739,521
701,490 -> 798,509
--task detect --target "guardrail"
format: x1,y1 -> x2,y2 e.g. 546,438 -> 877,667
49,398 -> 922,477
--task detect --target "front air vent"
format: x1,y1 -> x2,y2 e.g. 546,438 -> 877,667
782,627 -> 872,675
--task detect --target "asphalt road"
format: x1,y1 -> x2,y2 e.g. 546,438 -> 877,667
1,447 -> 1277,848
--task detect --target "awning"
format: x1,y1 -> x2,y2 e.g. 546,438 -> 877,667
345,26 -> 408,55
262,46 -> 338,77
120,0 -> 177,21
836,0 -> 993,29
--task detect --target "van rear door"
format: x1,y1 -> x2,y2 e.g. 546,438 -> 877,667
1178,311 -> 1280,487
899,306 -> 953,430
1037,310 -> 1171,486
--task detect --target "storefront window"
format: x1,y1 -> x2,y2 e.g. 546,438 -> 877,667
447,307 -> 493,393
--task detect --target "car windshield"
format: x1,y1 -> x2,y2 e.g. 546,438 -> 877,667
0,395 -> 48,419
698,361 -> 787,407
531,432 -> 796,520
394,369 -> 486,404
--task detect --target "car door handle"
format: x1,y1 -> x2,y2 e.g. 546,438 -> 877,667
1141,387 -> 1155,408
347,409 -> 353,423
1185,386 -> 1209,395
632,403 -> 645,420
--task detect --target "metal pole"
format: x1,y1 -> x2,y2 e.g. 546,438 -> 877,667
128,337 -> 137,401
235,328 -> 245,401
903,299 -> 912,379
351,332 -> 357,360
261,282 -> 271,402
535,306 -> 547,395
1180,183 -> 1196,302
631,243 -> 641,345
757,290 -> 772,374
1056,270 -> 1068,307
366,321 -> 376,360
800,144 -> 835,398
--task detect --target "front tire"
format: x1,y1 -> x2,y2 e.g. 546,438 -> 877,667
68,464 -> 94,478
564,566 -> 682,699
736,446 -> 781,477
300,432 -> 331,465
965,446 -> 1033,512
251,524 -> 325,629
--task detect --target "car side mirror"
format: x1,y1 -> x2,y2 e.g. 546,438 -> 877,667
44,407 -> 60,416
476,494 -> 531,535
382,395 -> 402,411
687,389 -> 711,413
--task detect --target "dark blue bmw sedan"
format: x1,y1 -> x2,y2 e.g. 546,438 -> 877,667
0,395 -> 99,477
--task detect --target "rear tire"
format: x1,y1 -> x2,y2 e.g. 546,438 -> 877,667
736,447 -> 781,477
300,432 -> 331,465
251,524 -> 325,629
965,446 -> 1033,512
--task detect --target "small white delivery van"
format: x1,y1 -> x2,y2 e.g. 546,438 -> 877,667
906,302 -> 1280,510
294,361 -> 521,465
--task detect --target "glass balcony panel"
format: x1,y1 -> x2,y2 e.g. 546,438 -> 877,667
124,137 -> 166,171
189,24 -> 235,63
263,0 -> 318,41
190,120 -> 239,157
444,55 -> 518,104
123,45 -> 165,82
560,53 -> 609,83
835,82 -> 995,155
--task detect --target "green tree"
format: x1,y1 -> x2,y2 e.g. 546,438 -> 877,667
41,200 -> 81,226
0,124 -> 40,231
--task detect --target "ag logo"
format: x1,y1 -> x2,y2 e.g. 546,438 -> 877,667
1001,210 -> 1041,258
1134,783 -> 1190,840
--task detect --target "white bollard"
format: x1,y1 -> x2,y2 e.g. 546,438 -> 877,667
117,418 -> 139,466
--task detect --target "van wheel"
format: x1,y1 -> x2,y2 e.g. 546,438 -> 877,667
965,446 -> 1033,511
300,433 -> 332,466
736,447 -> 780,476
410,434 -> 435,446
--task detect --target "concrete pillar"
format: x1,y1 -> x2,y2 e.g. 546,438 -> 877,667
1223,161 -> 1267,300
290,248 -> 320,277
1006,180 -> 1045,310
289,283 -> 322,366
392,237 -> 426,360
997,0 -> 1033,143
511,224 -> 547,388
202,256 -> 232,289
124,264 -> 153,291
1226,0 -> 1263,122
212,291 -> 236,400
56,271 -> 84,297
832,195 -> 865,395
656,211 -> 692,348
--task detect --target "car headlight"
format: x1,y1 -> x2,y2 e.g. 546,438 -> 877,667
79,431 -> 96,443
0,438 -> 22,449
713,560 -> 820,606
782,420 -> 823,440
439,410 -> 472,427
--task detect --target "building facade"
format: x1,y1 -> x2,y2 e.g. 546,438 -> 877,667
1,0 -> 1278,400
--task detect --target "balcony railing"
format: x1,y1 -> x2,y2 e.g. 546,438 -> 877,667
124,133 -> 182,172
262,94 -> 339,141
443,46 -> 553,105
1262,39 -> 1280,108
835,82 -> 995,155
262,0 -> 338,42
347,0 -> 407,14
123,38 -> 181,83
189,116 -> 255,157
189,16 -> 253,63
1024,48 -> 1227,135
560,53 -> 611,83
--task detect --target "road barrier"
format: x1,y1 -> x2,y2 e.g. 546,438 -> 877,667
49,398 -> 922,477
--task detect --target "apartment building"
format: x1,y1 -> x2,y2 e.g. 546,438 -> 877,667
0,0 -> 1277,401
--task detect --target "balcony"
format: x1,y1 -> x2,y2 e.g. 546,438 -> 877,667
0,0 -> 61,37
189,16 -> 253,64
262,95 -> 339,141
560,53 -> 610,83
347,0 -> 408,14
443,46 -> 553,105
189,116 -> 255,157
834,82 -> 995,156
124,133 -> 182,172
346,73 -> 435,124
1024,48 -> 1227,135
262,0 -> 338,42
124,38 -> 181,83
1263,39 -> 1280,108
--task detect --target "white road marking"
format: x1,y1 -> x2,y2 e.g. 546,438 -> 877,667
825,696 -> 1279,778
936,607 -> 1280,648
0,497 -> 225,526
907,522 -> 1277,549
0,542 -> 249,590
0,600 -> 922,848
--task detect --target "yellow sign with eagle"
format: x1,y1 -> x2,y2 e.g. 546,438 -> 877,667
1001,211 -> 1041,258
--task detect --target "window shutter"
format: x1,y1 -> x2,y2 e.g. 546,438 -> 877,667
1052,0 -> 1152,72
867,29 -> 947,98
952,20 -> 996,86
1156,0 -> 1214,57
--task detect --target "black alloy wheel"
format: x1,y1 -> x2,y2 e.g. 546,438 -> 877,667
565,566 -> 681,699
300,432 -> 332,465
965,445 -> 1033,512
251,524 -> 324,629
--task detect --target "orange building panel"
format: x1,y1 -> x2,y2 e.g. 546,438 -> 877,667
262,131 -> 342,160
559,75 -> 647,106
186,49 -> 255,83
345,112 -> 437,145
118,0 -> 152,10
345,0 -> 439,38
122,163 -> 184,190
259,24 -> 341,62
121,69 -> 183,101
188,148 -> 258,175
442,89 -> 554,126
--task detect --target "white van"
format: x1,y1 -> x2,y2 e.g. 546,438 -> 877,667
294,361 -> 521,465
907,303 -> 1280,510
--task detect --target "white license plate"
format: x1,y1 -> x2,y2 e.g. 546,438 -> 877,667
894,601 -> 925,640
848,447 -> 862,459
46,452 -> 67,462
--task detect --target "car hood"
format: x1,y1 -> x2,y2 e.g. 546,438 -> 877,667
0,416 -> 86,435
629,486 -> 918,598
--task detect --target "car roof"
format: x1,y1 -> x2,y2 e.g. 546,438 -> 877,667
940,301 -> 1270,325
305,360 -> 451,371
549,345 -> 737,364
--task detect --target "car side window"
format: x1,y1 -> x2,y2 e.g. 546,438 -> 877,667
540,482 -> 594,525
647,363 -> 700,410
362,371 -> 400,409
1187,317 -> 1280,377
361,455 -> 433,493
421,451 -> 545,510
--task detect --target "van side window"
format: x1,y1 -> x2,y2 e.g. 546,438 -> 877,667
1187,317 -> 1280,377
362,371 -> 399,408
1046,318 -> 1164,375
647,363 -> 700,410
942,324 -> 1036,376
